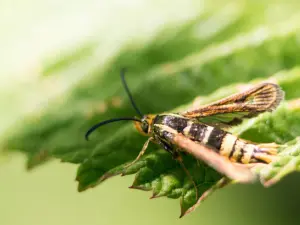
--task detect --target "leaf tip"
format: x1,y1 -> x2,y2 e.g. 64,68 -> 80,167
128,185 -> 134,189
129,185 -> 150,191
77,182 -> 91,192
77,186 -> 86,192
149,193 -> 161,199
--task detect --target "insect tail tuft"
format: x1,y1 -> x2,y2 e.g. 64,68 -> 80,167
254,142 -> 280,163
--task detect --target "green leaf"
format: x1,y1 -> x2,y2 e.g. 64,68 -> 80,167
2,1 -> 300,217
255,137 -> 300,186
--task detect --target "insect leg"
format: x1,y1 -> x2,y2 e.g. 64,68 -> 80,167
159,140 -> 199,200
123,137 -> 153,171
175,153 -> 199,200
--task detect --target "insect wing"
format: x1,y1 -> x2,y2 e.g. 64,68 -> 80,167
171,133 -> 256,183
181,83 -> 284,126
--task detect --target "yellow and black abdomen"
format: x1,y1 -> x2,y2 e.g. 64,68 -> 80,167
182,122 -> 276,164
152,114 -> 276,164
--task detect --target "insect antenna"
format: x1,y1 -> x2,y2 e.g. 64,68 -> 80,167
85,69 -> 145,140
120,68 -> 143,118
85,117 -> 142,140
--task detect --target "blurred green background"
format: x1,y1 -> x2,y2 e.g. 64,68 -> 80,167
1,0 -> 300,224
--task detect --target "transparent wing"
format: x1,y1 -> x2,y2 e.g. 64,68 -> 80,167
181,83 -> 284,126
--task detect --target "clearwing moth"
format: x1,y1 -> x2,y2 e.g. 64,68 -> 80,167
85,69 -> 284,215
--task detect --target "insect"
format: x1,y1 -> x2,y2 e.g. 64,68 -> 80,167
86,69 -> 284,199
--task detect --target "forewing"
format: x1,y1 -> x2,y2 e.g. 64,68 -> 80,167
181,83 -> 284,126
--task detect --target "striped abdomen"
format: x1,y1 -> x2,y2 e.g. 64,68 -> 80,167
182,122 -> 275,164
152,114 -> 276,164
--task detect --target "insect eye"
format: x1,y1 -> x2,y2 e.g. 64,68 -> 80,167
141,121 -> 149,133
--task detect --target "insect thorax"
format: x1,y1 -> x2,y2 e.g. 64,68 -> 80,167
152,114 -> 221,147
151,114 -> 188,152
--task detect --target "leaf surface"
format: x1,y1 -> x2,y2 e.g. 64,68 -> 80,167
2,1 -> 300,217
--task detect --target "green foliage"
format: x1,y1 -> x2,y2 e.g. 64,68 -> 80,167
2,0 -> 300,217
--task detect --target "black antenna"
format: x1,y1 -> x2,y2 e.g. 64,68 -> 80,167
85,69 -> 144,141
120,68 -> 143,117
85,117 -> 141,140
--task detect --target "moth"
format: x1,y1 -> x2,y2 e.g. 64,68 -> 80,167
86,70 -> 284,198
